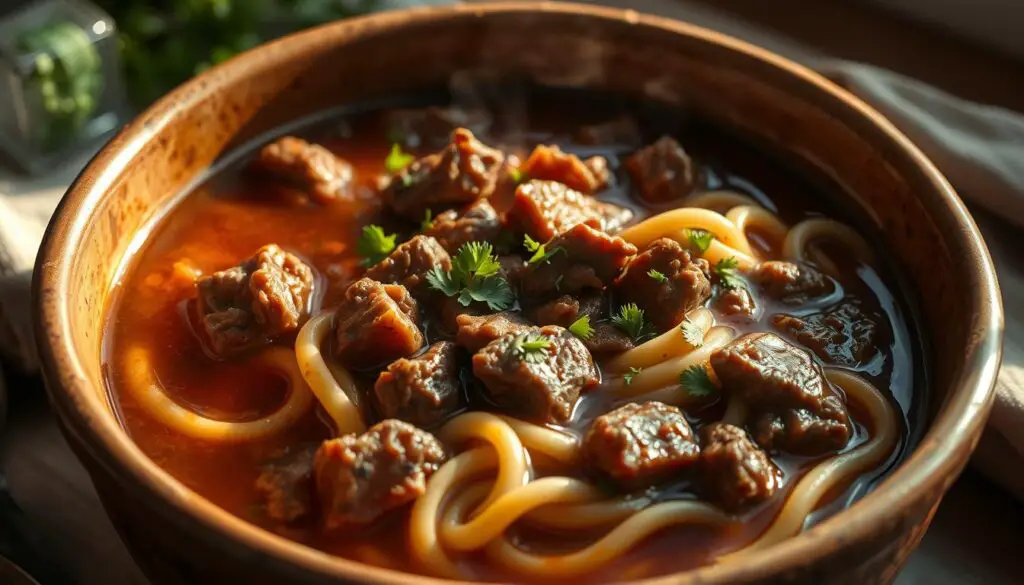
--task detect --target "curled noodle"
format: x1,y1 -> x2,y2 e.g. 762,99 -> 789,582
783,218 -> 876,275
295,312 -> 364,435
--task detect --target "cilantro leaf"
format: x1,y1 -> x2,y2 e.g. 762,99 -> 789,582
680,319 -> 704,348
384,143 -> 414,173
357,225 -> 397,267
568,315 -> 594,340
512,333 -> 552,363
648,269 -> 668,283
714,256 -> 744,289
420,209 -> 434,233
623,367 -> 643,386
679,365 -> 718,398
426,242 -> 514,311
508,167 -> 526,184
523,234 -> 563,265
611,303 -> 653,341
685,229 -> 715,253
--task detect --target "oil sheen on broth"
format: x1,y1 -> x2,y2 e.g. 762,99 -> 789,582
103,93 -> 918,583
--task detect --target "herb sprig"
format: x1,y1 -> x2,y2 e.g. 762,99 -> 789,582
568,316 -> 594,340
679,365 -> 717,398
426,242 -> 514,310
611,303 -> 653,342
680,319 -> 704,348
623,367 -> 643,386
512,333 -> 553,363
384,143 -> 414,173
713,256 -> 744,290
357,225 -> 397,267
685,229 -> 715,253
420,209 -> 434,233
523,234 -> 564,265
648,269 -> 668,283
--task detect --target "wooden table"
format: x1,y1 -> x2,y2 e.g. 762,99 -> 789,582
2,1 -> 1024,584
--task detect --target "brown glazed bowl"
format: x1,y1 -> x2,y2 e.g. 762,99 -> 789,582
33,3 -> 1002,585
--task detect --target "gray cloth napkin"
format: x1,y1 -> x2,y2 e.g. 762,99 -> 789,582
2,0 -> 1023,499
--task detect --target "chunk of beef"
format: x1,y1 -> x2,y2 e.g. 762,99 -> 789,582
613,238 -> 712,332
772,301 -> 881,367
519,224 -> 637,298
472,326 -> 599,423
197,244 -> 314,356
364,235 -> 452,297
333,278 -> 423,367
751,261 -> 835,305
423,199 -> 503,253
251,137 -> 354,204
505,180 -> 633,241
382,128 -> 504,219
624,136 -> 697,203
525,293 -> 634,356
455,311 -> 531,354
583,401 -> 700,491
520,144 -> 610,194
709,333 -> 853,455
697,423 -> 778,512
575,116 -> 643,147
255,445 -> 317,523
385,107 -> 491,149
714,287 -> 758,320
373,341 -> 463,428
314,420 -> 447,529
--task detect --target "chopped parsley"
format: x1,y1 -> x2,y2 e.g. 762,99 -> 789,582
420,209 -> 434,233
685,228 -> 716,253
523,234 -> 564,265
357,225 -> 397,267
679,365 -> 717,398
623,367 -> 643,386
508,167 -> 527,184
426,242 -> 514,311
713,256 -> 744,290
512,333 -> 552,363
384,143 -> 414,173
648,269 -> 668,283
568,315 -> 594,340
679,319 -> 704,348
611,303 -> 652,342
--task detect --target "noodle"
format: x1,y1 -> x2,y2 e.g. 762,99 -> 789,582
606,307 -> 714,373
726,205 -> 788,255
123,345 -> 313,442
619,208 -> 755,255
295,313 -> 364,435
608,326 -> 734,399
686,190 -> 762,213
783,218 -> 876,275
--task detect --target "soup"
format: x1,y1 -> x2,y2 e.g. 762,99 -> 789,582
103,93 -> 917,582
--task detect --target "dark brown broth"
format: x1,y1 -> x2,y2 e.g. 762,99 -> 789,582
103,92 -> 919,582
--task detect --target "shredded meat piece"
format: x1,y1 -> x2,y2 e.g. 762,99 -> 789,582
332,278 -> 423,367
614,238 -> 712,331
525,294 -> 634,356
519,224 -> 637,298
505,180 -> 633,241
751,261 -> 835,305
520,144 -> 611,193
251,136 -> 354,204
772,300 -> 881,366
455,311 -> 532,354
697,423 -> 778,512
364,235 -> 451,297
255,445 -> 317,523
624,136 -> 697,203
423,199 -> 503,253
373,341 -> 463,428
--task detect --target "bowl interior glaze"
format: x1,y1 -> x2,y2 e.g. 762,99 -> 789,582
33,3 -> 1002,585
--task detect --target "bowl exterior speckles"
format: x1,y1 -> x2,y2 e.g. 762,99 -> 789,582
33,3 -> 1002,585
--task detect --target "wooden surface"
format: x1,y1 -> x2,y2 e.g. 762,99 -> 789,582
1,0 -> 1024,584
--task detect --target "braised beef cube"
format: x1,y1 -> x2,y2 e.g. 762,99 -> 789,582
506,180 -> 633,241
364,235 -> 452,296
456,311 -> 531,353
520,224 -> 637,298
382,128 -> 504,219
373,341 -> 463,428
772,301 -> 881,366
526,294 -> 633,356
714,287 -> 758,320
583,401 -> 699,491
625,136 -> 697,203
197,244 -> 314,356
314,420 -> 447,528
697,423 -> 778,512
333,278 -> 423,367
498,254 -> 527,287
424,199 -> 503,253
251,137 -> 354,204
520,144 -> 610,194
576,116 -> 642,147
255,445 -> 317,523
583,156 -> 613,190
614,238 -> 712,331
709,333 -> 852,455
472,326 -> 599,423
385,107 -> 491,149
751,261 -> 835,305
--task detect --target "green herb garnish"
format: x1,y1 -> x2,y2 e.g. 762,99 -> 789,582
568,316 -> 594,340
680,320 -> 704,348
611,303 -> 652,342
713,256 -> 744,290
512,333 -> 553,363
426,242 -> 514,311
623,367 -> 643,386
357,225 -> 397,267
385,143 -> 414,173
648,269 -> 668,283
420,209 -> 434,233
685,229 -> 716,253
523,234 -> 564,265
679,365 -> 717,398
508,167 -> 526,184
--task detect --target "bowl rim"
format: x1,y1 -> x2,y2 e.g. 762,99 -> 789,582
33,2 -> 1003,584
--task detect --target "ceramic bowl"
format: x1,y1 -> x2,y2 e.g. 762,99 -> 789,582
33,3 -> 1002,584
